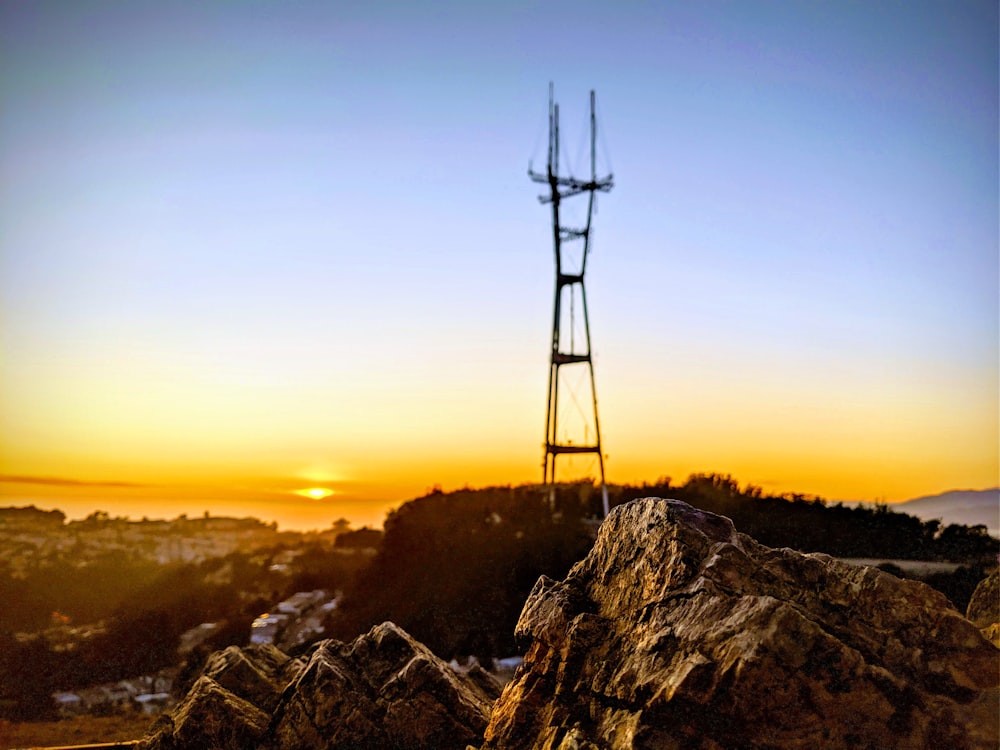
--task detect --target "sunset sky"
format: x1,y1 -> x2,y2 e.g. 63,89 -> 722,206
1,1 -> 997,530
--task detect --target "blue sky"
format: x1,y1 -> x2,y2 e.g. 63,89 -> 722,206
1,1 -> 996,528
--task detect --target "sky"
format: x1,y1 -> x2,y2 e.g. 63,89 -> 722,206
1,1 -> 997,530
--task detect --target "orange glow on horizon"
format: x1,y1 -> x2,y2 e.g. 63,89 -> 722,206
1,358 -> 996,531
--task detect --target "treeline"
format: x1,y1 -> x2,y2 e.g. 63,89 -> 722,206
615,473 -> 997,562
0,551 -> 163,632
0,506 -> 66,526
326,485 -> 593,660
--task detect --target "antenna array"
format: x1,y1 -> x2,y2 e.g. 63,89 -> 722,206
529,84 -> 613,516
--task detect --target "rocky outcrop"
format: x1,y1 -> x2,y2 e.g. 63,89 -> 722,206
140,622 -> 500,750
482,497 -> 999,750
967,567 -> 1000,646
141,498 -> 998,750
142,644 -> 303,750
270,620 -> 500,749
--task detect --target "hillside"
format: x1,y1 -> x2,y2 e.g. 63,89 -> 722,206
3,476 -> 996,730
892,489 -> 999,536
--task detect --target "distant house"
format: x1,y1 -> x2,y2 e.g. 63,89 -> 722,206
178,621 -> 220,654
276,590 -> 328,617
135,692 -> 172,715
249,612 -> 290,645
249,591 -> 337,648
76,686 -> 111,712
152,669 -> 175,695
52,691 -> 82,718
105,684 -> 133,708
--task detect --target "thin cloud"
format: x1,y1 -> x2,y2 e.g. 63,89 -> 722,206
0,474 -> 146,488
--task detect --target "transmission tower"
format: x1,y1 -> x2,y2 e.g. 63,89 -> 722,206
529,85 -> 613,517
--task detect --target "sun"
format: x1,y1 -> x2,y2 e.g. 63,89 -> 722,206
295,487 -> 334,500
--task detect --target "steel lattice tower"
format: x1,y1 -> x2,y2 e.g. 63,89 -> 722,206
529,85 -> 614,516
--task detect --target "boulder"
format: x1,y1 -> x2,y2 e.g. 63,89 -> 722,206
141,644 -> 302,750
482,497 -> 999,750
202,644 -> 304,714
141,675 -> 272,750
967,567 -> 1000,646
141,622 -> 500,750
270,620 -> 500,750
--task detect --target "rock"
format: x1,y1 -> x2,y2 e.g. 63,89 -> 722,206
141,622 -> 500,750
270,620 -> 500,750
482,497 -> 1000,750
967,568 -> 1000,646
141,675 -> 272,750
202,644 -> 305,714
141,644 -> 302,750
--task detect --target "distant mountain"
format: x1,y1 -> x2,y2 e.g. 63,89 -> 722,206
892,489 -> 999,537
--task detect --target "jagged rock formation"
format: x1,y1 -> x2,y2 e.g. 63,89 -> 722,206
482,497 -> 999,750
269,620 -> 500,749
142,498 -> 998,750
142,644 -> 303,750
140,622 -> 499,750
967,567 -> 1000,647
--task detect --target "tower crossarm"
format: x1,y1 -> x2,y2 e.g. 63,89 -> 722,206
528,170 -> 613,189
546,443 -> 602,455
528,170 -> 614,203
535,182 -> 614,204
552,352 -> 590,365
553,174 -> 614,190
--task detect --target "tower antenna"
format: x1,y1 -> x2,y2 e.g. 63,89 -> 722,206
528,85 -> 614,517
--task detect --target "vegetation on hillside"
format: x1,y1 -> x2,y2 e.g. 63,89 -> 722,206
0,544 -> 367,721
2,475 -> 995,722
617,473 -> 997,562
325,475 -> 997,664
327,485 -> 593,659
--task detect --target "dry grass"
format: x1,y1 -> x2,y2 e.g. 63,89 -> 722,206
0,714 -> 154,749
